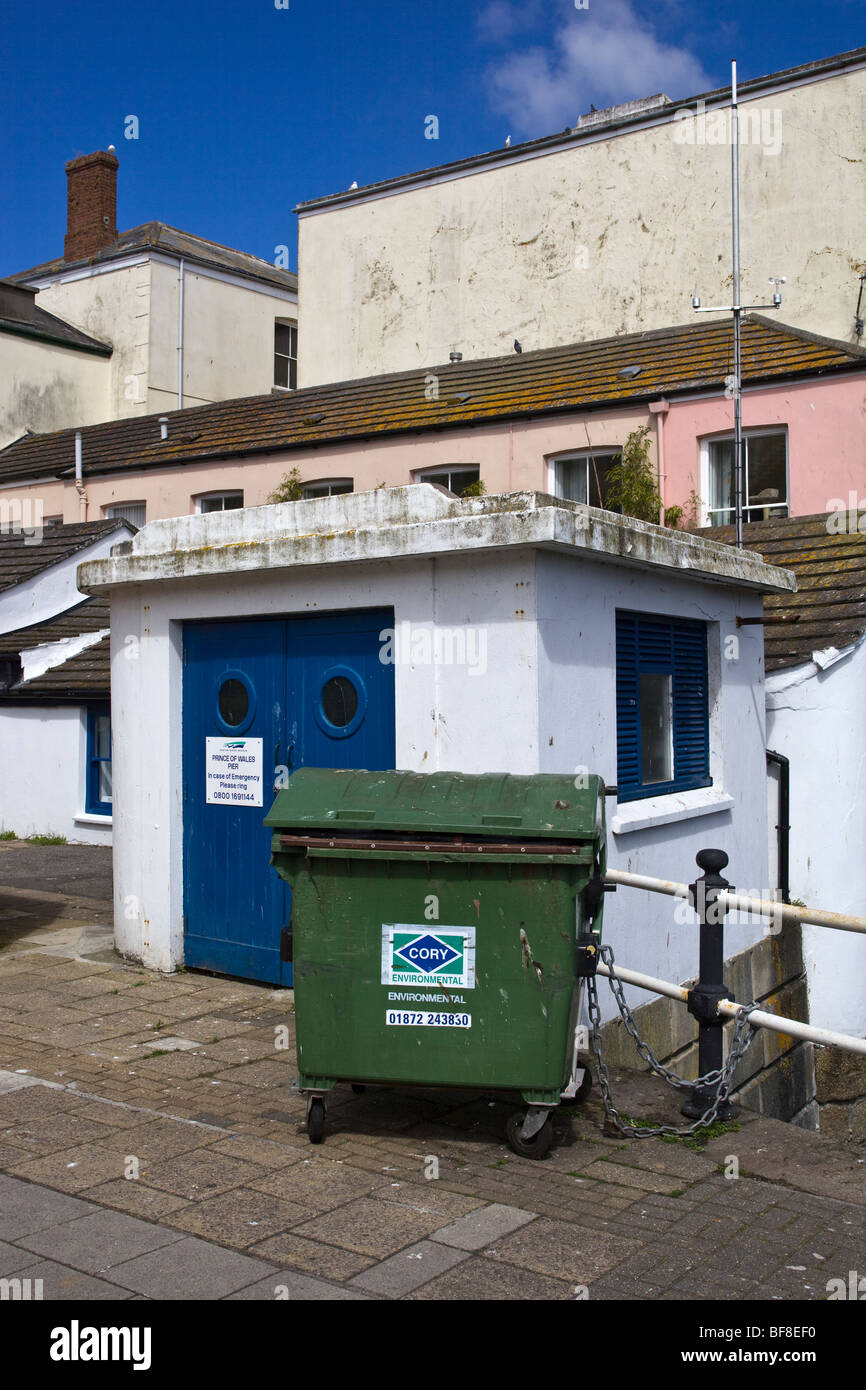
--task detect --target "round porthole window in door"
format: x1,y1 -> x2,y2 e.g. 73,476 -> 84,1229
214,669 -> 257,735
315,666 -> 367,739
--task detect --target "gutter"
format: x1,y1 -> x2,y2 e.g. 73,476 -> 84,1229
766,749 -> 791,904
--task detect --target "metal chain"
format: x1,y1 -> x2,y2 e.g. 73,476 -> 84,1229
587,942 -> 762,1139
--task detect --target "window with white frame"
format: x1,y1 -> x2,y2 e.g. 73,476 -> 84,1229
704,430 -> 788,527
302,479 -> 353,499
274,321 -> 298,390
104,502 -> 145,528
552,452 -> 620,509
196,493 -> 244,513
415,465 -> 480,496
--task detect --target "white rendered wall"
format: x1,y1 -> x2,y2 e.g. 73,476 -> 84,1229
536,551 -> 770,1022
109,549 -> 540,971
0,705 -> 111,845
766,641 -> 866,1034
108,544 -> 770,985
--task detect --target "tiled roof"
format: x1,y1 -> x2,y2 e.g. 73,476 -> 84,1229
0,520 -> 131,593
0,278 -> 111,355
0,316 -> 862,485
0,597 -> 110,654
0,597 -> 111,699
10,222 -> 297,294
15,633 -> 110,698
700,513 -> 866,672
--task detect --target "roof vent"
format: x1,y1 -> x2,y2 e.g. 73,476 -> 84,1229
159,417 -> 169,440
449,351 -> 463,363
619,365 -> 642,379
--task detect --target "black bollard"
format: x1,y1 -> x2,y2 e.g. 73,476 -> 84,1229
681,848 -> 739,1121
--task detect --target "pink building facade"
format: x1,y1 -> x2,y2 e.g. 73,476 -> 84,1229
3,343 -> 864,533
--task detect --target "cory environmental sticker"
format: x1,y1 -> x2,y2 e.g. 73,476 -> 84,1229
381,925 -> 476,988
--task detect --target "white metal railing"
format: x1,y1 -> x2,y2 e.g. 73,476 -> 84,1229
596,962 -> 866,1057
600,867 -> 866,1056
605,868 -> 866,936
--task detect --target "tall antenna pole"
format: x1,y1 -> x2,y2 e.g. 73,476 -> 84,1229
691,62 -> 784,548
731,61 -> 743,548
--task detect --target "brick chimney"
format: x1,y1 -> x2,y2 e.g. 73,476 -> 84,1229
64,150 -> 119,262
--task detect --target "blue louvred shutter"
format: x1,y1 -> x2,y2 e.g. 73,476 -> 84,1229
672,622 -> 709,784
616,611 -> 710,801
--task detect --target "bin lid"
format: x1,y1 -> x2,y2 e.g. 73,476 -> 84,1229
265,769 -> 604,841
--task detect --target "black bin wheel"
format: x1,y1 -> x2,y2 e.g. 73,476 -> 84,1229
307,1097 -> 325,1144
351,1084 -> 366,1095
506,1111 -> 554,1160
560,1066 -> 593,1107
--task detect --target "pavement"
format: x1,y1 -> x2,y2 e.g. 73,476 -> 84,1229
0,840 -> 864,1303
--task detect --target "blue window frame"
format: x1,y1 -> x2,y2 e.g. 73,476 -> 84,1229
86,703 -> 113,815
616,612 -> 711,803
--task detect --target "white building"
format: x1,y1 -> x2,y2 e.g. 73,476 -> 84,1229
78,486 -> 792,1021
740,513 -> 866,1038
0,518 -> 133,845
2,150 -> 298,449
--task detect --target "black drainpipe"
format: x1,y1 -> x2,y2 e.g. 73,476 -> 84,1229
766,749 -> 790,904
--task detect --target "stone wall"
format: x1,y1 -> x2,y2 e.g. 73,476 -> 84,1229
814,1048 -> 866,1143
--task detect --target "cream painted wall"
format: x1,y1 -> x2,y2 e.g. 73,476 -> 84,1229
31,261 -> 153,419
0,334 -> 111,448
298,68 -> 866,385
147,259 -> 297,412
23,256 -> 298,432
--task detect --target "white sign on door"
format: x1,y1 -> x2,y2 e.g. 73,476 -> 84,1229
205,737 -> 264,807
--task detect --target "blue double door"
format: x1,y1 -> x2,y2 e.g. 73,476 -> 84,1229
182,609 -> 394,985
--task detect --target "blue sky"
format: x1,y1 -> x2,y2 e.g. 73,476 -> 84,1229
1,0 -> 862,276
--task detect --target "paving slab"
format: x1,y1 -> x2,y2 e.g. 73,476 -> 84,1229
6,1259 -> 137,1301
16,1207 -> 182,1273
406,1254 -> 577,1300
292,1195 -> 454,1258
106,1236 -> 278,1299
484,1217 -> 642,1283
165,1188 -> 316,1248
0,1175 -> 99,1241
227,1270 -> 372,1300
349,1240 -> 470,1296
247,1231 -> 377,1281
431,1202 -> 536,1251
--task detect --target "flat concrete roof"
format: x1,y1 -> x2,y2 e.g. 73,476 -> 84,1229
77,486 -> 797,596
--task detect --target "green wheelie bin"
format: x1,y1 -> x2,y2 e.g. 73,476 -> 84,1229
265,768 -> 607,1158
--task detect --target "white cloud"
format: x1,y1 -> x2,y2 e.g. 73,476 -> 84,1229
483,0 -> 713,138
475,0 -> 546,45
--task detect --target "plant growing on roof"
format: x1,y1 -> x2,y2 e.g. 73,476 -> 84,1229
603,425 -> 662,525
269,467 -> 305,503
